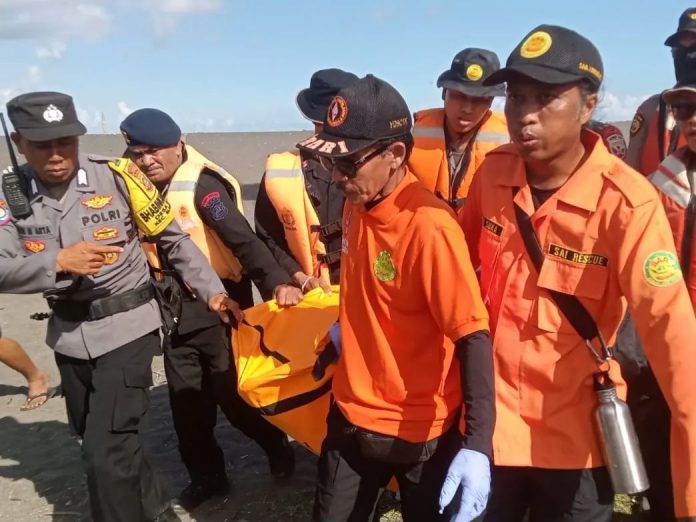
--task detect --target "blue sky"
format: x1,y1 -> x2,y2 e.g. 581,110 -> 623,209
0,1 -> 692,132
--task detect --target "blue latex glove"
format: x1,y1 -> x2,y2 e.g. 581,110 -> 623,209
328,321 -> 342,357
439,448 -> 490,521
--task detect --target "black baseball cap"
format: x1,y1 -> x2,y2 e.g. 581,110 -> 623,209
296,68 -> 360,123
6,91 -> 87,142
484,25 -> 603,88
665,8 -> 696,47
297,74 -> 412,158
437,48 -> 505,97
120,108 -> 182,147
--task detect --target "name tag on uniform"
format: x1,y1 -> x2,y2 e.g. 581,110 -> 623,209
548,243 -> 608,267
482,217 -> 503,237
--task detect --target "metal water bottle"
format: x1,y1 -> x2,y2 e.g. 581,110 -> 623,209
593,371 -> 649,495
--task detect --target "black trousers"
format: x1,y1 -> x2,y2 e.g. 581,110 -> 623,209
480,466 -> 613,522
55,330 -> 165,522
313,404 -> 461,522
163,322 -> 286,483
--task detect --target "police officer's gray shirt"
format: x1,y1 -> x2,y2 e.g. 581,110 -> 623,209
0,154 -> 225,359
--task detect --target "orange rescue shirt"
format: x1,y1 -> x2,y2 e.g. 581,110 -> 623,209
460,131 -> 696,517
334,170 -> 489,443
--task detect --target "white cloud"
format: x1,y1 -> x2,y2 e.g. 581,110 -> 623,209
0,0 -> 111,41
146,0 -> 221,14
141,0 -> 222,36
118,101 -> 133,117
36,41 -> 67,59
596,91 -> 647,122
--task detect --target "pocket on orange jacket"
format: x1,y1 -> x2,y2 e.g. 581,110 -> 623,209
535,257 -> 608,333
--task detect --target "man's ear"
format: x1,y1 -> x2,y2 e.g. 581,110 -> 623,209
388,142 -> 407,169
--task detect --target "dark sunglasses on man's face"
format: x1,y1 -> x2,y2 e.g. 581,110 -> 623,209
671,103 -> 696,121
318,143 -> 390,178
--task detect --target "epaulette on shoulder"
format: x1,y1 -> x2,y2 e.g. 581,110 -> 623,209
87,154 -> 119,163
602,159 -> 657,208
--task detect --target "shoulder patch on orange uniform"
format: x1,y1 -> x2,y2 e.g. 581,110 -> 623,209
643,250 -> 682,287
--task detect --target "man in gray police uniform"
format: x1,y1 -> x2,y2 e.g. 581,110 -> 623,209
0,91 -> 242,522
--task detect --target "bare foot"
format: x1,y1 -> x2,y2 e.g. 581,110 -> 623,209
20,371 -> 50,411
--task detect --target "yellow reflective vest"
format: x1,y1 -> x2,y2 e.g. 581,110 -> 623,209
144,144 -> 244,282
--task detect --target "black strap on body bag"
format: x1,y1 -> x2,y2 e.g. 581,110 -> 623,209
511,188 -> 612,363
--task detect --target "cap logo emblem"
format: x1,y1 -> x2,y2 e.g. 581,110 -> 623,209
520,31 -> 553,59
690,12 -> 696,20
43,104 -> 64,123
327,96 -> 348,127
466,64 -> 483,81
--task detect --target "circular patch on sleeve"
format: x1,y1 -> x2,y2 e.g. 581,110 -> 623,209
643,250 -> 682,287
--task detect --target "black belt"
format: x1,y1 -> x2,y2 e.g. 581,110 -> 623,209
49,284 -> 155,322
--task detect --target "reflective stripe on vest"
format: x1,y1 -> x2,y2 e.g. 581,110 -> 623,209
650,154 -> 692,208
408,108 -> 508,202
263,152 -> 330,284
165,144 -> 244,282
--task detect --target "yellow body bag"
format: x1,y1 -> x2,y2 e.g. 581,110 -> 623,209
231,287 -> 339,455
108,158 -> 175,236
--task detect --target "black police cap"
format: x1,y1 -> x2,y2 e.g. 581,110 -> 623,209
6,91 -> 87,142
120,108 -> 181,148
484,25 -> 603,89
665,7 -> 696,47
297,74 -> 412,158
296,68 -> 360,123
437,48 -> 505,97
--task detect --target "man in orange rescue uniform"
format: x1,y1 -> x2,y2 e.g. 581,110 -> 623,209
409,48 -> 508,210
649,81 -> 696,308
460,25 -> 696,521
299,75 -> 495,522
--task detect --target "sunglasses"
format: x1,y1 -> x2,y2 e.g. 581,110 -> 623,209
671,103 -> 696,121
318,143 -> 391,178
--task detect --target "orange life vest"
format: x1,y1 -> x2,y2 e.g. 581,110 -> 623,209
408,108 -> 508,207
262,151 -> 331,284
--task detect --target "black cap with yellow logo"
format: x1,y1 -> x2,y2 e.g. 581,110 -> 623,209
484,24 -> 603,88
665,8 -> 696,47
436,48 -> 505,97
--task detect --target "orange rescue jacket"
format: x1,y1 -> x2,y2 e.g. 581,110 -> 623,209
460,131 -> 696,517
